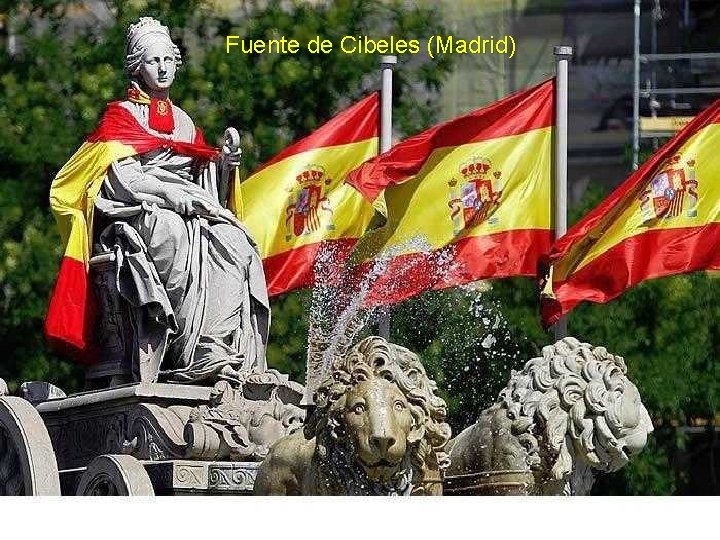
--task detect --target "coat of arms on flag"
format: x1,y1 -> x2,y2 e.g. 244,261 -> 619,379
347,79 -> 554,307
640,154 -> 698,222
285,164 -> 335,240
240,92 -> 379,296
448,156 -> 503,235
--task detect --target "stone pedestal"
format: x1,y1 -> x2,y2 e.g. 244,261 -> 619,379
34,377 -> 304,495
37,383 -> 209,469
144,460 -> 260,495
59,457 -> 260,495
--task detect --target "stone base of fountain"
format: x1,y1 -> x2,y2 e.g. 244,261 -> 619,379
444,470 -> 536,495
59,457 -> 261,495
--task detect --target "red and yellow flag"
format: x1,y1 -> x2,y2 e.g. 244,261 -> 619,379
46,103 -> 217,362
541,98 -> 720,326
346,80 -> 554,306
239,93 -> 379,296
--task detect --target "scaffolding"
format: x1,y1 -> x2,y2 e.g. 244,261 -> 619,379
632,0 -> 720,169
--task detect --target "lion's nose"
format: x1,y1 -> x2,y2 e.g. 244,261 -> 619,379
370,435 -> 396,456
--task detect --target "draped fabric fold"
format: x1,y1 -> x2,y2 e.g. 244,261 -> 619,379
45,100 -> 273,383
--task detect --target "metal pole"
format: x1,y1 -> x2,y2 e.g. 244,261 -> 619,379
553,45 -> 572,341
378,55 -> 396,340
650,0 -> 660,152
632,0 -> 641,170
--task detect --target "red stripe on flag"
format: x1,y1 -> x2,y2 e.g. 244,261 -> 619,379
87,102 -> 219,160
255,93 -> 380,174
263,238 -> 359,297
44,256 -> 98,365
361,229 -> 552,307
542,223 -> 720,325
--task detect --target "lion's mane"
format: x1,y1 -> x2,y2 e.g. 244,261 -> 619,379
304,336 -> 452,495
489,337 -> 646,483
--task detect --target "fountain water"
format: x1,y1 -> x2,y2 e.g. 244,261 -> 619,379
304,234 -> 477,400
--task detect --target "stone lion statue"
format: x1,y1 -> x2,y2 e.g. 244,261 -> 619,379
446,337 -> 653,495
254,336 -> 452,495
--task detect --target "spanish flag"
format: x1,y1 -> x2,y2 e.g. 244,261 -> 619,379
346,80 -> 554,305
239,93 -> 380,296
46,102 -> 217,363
541,98 -> 720,326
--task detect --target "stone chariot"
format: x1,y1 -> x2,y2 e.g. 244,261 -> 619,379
0,375 -> 304,495
0,373 -> 305,495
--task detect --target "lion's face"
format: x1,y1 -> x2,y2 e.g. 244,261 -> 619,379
561,364 -> 654,474
342,377 -> 414,482
607,379 -> 654,462
306,336 -> 450,495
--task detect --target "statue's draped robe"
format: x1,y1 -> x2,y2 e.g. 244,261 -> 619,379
94,101 -> 269,383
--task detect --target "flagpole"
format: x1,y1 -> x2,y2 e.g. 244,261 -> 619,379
632,0 -> 641,171
553,45 -> 573,341
378,54 -> 397,340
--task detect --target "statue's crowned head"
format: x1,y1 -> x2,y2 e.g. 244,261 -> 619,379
125,17 -> 182,92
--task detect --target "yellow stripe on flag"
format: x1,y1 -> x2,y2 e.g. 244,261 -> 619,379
360,126 -> 552,257
50,140 -> 138,263
240,138 -> 378,259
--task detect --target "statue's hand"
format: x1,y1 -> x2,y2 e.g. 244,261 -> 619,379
222,143 -> 242,169
164,187 -> 195,215
222,127 -> 242,170
192,199 -> 222,218
165,189 -> 224,218
165,187 -> 218,216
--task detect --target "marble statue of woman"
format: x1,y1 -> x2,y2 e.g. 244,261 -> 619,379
92,17 -> 270,384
